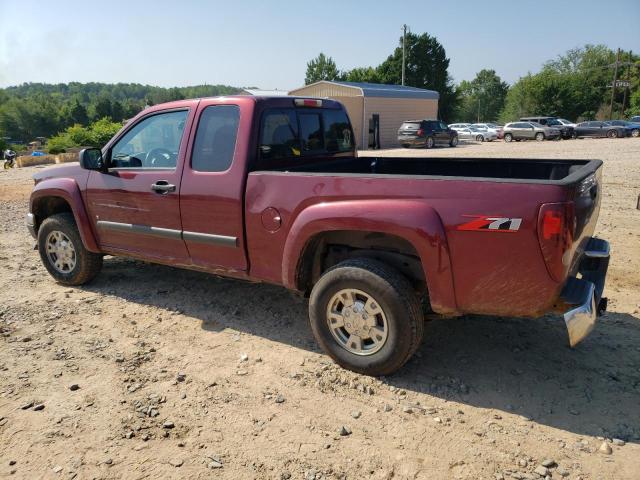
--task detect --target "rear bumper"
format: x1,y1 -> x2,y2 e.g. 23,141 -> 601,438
26,212 -> 37,239
559,237 -> 609,347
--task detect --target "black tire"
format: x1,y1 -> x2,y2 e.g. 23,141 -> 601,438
402,144 -> 410,148
504,133 -> 513,143
607,129 -> 618,139
476,135 -> 484,142
425,136 -> 435,149
309,258 -> 424,376
631,129 -> 639,138
37,213 -> 103,285
535,132 -> 545,141
449,136 -> 458,147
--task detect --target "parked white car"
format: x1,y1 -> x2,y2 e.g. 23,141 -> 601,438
448,123 -> 472,131
556,118 -> 576,128
456,125 -> 497,142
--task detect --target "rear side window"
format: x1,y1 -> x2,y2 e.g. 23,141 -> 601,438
324,109 -> 353,153
260,109 -> 300,159
299,112 -> 323,152
191,105 -> 240,172
259,107 -> 354,162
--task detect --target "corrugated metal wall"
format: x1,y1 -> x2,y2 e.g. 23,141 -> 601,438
364,97 -> 438,149
289,82 -> 361,98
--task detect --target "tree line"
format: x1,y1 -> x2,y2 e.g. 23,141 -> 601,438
0,82 -> 241,147
305,34 -> 640,124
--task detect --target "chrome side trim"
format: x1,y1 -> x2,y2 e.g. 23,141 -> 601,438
96,221 -> 237,247
97,221 -> 182,240
183,231 -> 237,248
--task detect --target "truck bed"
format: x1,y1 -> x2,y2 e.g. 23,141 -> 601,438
261,156 -> 600,185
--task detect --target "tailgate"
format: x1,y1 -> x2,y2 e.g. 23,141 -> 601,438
567,162 -> 603,274
536,160 -> 603,283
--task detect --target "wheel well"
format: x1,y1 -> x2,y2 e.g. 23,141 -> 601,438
32,196 -> 72,231
296,230 -> 428,298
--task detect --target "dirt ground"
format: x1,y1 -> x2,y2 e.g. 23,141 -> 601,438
1,138 -> 639,480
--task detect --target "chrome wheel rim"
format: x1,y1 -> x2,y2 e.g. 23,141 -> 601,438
46,230 -> 76,273
326,288 -> 388,356
427,137 -> 434,148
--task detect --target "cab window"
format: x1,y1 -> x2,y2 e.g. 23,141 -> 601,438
110,110 -> 188,169
191,105 -> 240,172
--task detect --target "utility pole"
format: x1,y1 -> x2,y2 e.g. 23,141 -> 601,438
609,48 -> 621,120
621,50 -> 632,115
401,24 -> 407,86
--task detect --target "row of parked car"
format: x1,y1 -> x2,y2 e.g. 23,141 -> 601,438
397,115 -> 640,148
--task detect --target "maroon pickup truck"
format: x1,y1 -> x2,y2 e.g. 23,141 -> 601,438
27,96 -> 609,375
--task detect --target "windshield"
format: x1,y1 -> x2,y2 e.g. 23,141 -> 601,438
400,122 -> 420,130
546,119 -> 561,126
530,122 -> 544,128
558,119 -> 572,124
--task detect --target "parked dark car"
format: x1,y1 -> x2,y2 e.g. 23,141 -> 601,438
608,120 -> 640,138
573,121 -> 627,139
520,116 -> 574,139
398,119 -> 458,148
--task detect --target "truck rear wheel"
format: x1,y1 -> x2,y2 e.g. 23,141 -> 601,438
309,258 -> 424,376
37,213 -> 103,286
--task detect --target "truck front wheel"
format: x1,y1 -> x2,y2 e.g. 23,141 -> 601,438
37,213 -> 103,286
309,258 -> 424,376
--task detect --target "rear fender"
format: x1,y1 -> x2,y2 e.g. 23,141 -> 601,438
30,178 -> 100,253
282,199 -> 459,315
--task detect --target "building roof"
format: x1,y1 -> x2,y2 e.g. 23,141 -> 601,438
241,88 -> 290,96
296,81 -> 439,100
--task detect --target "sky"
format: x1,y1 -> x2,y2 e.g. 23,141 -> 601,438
1,0 -> 639,90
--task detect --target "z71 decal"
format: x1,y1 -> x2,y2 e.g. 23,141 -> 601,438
457,215 -> 522,233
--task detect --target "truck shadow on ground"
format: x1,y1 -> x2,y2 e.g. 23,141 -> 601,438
88,257 -> 640,443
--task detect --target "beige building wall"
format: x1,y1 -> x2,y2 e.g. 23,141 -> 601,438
364,97 -> 438,149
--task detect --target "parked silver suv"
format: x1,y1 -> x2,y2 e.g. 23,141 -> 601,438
503,121 -> 561,142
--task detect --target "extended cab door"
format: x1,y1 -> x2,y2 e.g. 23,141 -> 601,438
85,105 -> 196,262
178,98 -> 249,271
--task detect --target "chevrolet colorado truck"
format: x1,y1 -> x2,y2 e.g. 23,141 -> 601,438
27,96 -> 610,375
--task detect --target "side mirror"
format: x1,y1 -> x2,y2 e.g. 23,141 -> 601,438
79,148 -> 104,170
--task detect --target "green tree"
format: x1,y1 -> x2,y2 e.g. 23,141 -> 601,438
47,118 -> 123,154
376,32 -> 457,121
455,69 -> 508,122
341,67 -> 381,83
305,53 -> 340,85
499,45 -> 633,122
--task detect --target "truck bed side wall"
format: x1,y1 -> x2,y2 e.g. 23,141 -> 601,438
245,172 -> 569,317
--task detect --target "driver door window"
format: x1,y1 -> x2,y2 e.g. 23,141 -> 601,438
110,110 -> 188,169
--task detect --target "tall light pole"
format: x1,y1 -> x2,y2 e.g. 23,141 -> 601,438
402,24 -> 407,86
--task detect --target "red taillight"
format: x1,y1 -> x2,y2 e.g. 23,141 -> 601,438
417,128 -> 425,136
537,202 -> 575,282
542,210 -> 563,239
294,98 -> 322,107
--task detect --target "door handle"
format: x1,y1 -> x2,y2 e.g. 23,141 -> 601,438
151,181 -> 176,194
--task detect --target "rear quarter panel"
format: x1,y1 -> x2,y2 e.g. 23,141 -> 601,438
245,172 -> 570,317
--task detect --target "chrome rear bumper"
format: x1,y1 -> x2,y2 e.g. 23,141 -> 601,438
560,237 -> 609,347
